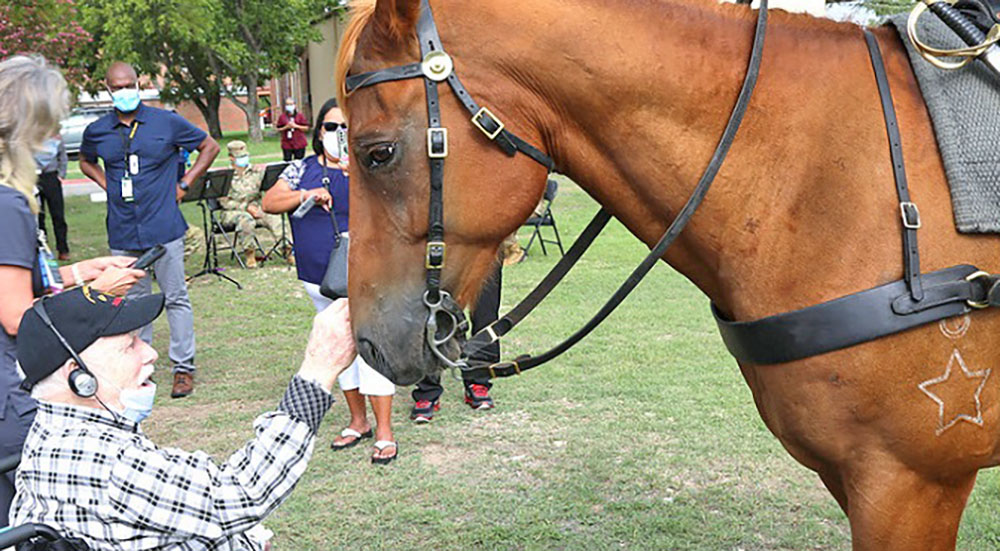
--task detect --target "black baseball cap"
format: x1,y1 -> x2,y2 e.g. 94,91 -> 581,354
17,286 -> 165,388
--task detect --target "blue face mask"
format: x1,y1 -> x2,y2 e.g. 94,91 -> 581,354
234,155 -> 250,168
111,86 -> 141,113
119,382 -> 156,423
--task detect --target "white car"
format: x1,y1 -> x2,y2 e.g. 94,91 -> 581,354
60,106 -> 113,157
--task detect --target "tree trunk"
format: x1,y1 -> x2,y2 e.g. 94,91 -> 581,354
243,74 -> 262,143
196,91 -> 224,140
222,72 -> 263,142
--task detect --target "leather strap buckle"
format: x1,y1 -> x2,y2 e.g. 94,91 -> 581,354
471,107 -> 505,140
966,270 -> 992,309
900,202 -> 921,229
488,360 -> 521,378
426,241 -> 446,269
427,128 -> 448,158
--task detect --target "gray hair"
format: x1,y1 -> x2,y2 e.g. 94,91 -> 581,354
0,55 -> 69,213
28,362 -> 69,401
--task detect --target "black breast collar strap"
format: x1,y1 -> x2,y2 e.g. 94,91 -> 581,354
711,30 -> 1000,365
347,0 -> 769,378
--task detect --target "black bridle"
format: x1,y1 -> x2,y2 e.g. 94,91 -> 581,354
346,0 -> 769,379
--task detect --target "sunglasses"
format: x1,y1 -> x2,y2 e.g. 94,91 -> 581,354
323,122 -> 347,131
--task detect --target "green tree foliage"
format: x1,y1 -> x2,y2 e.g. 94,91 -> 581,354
0,0 -> 92,91
77,0 -> 340,141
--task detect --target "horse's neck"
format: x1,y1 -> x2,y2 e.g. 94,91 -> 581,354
445,0 -> 889,314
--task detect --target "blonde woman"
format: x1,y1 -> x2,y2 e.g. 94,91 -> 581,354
0,55 -> 145,528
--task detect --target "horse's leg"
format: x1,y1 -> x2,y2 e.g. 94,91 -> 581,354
843,455 -> 977,551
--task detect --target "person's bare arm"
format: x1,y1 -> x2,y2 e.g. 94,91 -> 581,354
178,136 -> 221,201
79,158 -> 107,190
0,266 -> 34,336
262,179 -> 331,214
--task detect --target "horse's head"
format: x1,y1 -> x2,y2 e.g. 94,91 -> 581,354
338,0 -> 552,384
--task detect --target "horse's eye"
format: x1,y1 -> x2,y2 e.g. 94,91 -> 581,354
367,143 -> 396,168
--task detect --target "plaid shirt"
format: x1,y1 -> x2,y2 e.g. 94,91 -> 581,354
11,375 -> 335,551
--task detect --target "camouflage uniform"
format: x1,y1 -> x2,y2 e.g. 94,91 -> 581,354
218,165 -> 284,251
183,225 -> 204,260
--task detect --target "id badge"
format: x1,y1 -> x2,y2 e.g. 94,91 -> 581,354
121,175 -> 134,202
129,154 -> 139,175
286,130 -> 293,139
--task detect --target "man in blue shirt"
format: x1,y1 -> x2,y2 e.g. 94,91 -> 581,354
79,61 -> 220,399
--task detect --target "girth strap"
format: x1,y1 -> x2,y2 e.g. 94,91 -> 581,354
864,30 -> 924,302
712,265 -> 992,365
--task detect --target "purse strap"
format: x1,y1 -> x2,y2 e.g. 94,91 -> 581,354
321,159 -> 343,244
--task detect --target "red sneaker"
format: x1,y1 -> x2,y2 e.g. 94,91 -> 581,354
410,399 -> 440,423
464,384 -> 494,410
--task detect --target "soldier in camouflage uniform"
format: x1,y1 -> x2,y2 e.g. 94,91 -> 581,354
219,141 -> 287,268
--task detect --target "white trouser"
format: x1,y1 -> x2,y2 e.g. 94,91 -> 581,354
301,281 -> 395,396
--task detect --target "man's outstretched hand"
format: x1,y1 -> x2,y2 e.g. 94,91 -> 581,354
298,299 -> 357,392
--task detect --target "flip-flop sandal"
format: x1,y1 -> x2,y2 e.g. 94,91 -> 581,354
331,427 -> 373,451
371,440 -> 399,465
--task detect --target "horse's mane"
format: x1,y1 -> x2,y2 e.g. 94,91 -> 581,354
335,0 -> 865,109
336,0 -> 377,111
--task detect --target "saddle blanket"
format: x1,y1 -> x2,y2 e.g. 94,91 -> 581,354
890,14 -> 1000,234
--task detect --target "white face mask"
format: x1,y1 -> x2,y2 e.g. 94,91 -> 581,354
285,104 -> 296,113
323,131 -> 345,160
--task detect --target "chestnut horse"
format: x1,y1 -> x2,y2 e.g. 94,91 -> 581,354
338,0 -> 1000,548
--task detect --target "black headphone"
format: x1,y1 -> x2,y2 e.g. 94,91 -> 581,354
31,300 -> 98,398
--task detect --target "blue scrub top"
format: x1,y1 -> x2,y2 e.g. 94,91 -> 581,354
286,156 -> 350,285
81,103 -> 207,250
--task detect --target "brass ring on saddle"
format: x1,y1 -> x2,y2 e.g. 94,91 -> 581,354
965,270 -> 992,309
907,0 -> 1000,70
421,51 -> 454,82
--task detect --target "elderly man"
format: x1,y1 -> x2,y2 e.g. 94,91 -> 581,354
79,61 -> 221,399
10,287 -> 355,550
219,141 -> 289,268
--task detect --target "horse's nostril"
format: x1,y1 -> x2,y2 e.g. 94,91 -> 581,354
358,338 -> 388,374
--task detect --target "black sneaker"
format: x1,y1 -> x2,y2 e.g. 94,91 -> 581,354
410,399 -> 440,423
464,384 -> 494,410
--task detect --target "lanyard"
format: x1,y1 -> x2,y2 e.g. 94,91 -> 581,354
117,121 -> 139,164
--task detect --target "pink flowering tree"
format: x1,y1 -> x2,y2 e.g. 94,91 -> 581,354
0,0 -> 92,90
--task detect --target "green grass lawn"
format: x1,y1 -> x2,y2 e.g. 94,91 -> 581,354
65,131 -> 286,180
49,182 -> 1000,550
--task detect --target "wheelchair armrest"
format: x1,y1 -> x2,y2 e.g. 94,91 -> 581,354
0,523 -> 61,549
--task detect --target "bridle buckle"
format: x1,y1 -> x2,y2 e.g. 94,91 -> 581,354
427,128 -> 448,158
472,107 -> 505,140
426,241 -> 446,269
900,202 -> 921,230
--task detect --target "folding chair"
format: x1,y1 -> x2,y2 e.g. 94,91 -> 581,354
522,177 -> 565,256
206,199 -> 265,269
0,453 -> 89,551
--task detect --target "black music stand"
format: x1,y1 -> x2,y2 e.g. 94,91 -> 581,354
183,168 -> 241,289
261,162 -> 292,261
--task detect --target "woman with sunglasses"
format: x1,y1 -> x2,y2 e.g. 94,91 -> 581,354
263,98 -> 398,465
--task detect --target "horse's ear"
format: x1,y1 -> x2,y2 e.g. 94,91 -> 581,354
371,0 -> 422,43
